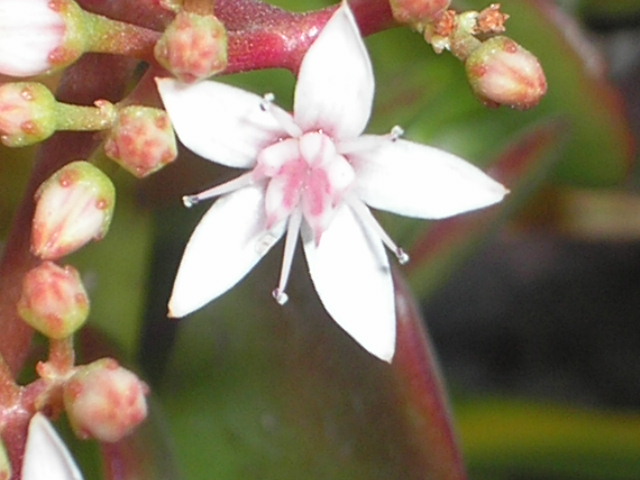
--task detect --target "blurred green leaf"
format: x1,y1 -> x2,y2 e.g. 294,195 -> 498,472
160,256 -> 465,480
457,397 -> 640,480
579,0 -> 640,18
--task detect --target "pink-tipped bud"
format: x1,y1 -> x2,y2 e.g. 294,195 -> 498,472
465,36 -> 547,110
0,0 -> 88,77
0,82 -> 57,147
154,11 -> 228,83
0,82 -> 56,147
32,161 -> 115,260
389,0 -> 451,24
18,261 -> 89,339
104,106 -> 177,178
63,358 -> 148,442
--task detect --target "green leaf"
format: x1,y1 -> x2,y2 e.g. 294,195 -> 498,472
457,397 -> 640,480
160,256 -> 466,480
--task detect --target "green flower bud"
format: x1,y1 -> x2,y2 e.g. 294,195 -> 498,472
64,359 -> 148,443
18,261 -> 89,339
154,11 -> 228,83
465,36 -> 547,110
0,82 -> 57,147
104,106 -> 177,178
0,0 -> 88,77
32,161 -> 115,260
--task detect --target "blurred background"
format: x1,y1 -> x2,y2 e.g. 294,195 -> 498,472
2,0 -> 640,478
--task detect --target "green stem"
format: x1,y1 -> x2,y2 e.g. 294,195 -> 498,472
83,10 -> 161,62
48,337 -> 76,375
55,102 -> 116,131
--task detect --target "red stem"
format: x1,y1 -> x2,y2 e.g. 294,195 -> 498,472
78,0 -> 397,74
393,269 -> 468,480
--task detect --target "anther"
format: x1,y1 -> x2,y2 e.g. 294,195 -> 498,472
182,195 -> 199,208
396,248 -> 410,264
390,125 -> 404,142
272,288 -> 289,305
260,92 -> 275,111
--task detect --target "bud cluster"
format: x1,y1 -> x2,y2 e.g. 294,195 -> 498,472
15,158 -> 150,444
395,2 -> 547,109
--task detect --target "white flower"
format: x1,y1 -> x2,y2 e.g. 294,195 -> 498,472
156,0 -> 507,362
22,413 -> 84,480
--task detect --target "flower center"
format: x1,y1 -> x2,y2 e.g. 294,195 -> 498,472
256,131 -> 355,241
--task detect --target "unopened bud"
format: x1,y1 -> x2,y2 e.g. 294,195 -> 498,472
18,261 -> 89,339
465,36 -> 547,110
154,11 -> 228,83
32,161 -> 115,260
0,82 -> 57,147
104,106 -> 177,178
389,0 -> 451,25
0,0 -> 88,77
63,358 -> 148,442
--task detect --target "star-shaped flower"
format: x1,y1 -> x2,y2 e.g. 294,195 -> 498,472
156,0 -> 507,362
22,413 -> 84,480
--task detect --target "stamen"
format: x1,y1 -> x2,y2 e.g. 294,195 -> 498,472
181,172 -> 255,208
260,93 -> 275,111
272,288 -> 289,305
348,199 -> 410,264
259,92 -> 303,138
389,125 -> 404,142
183,195 -> 200,208
272,210 -> 302,306
396,248 -> 410,264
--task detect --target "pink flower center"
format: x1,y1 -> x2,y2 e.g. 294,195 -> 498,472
256,131 -> 355,241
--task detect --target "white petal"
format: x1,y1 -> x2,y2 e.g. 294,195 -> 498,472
348,136 -> 508,219
302,205 -> 395,362
293,1 -> 374,139
22,413 -> 84,480
169,184 -> 285,317
156,78 -> 289,168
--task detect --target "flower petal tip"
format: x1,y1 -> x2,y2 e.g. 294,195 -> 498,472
167,299 -> 188,319
23,413 -> 84,480
375,345 -> 395,363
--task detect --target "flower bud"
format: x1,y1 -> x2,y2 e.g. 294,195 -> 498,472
32,161 -> 115,260
104,106 -> 177,178
63,358 -> 148,443
0,0 -> 88,77
465,36 -> 547,110
18,261 -> 89,339
389,0 -> 451,25
154,11 -> 228,83
0,82 -> 57,147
